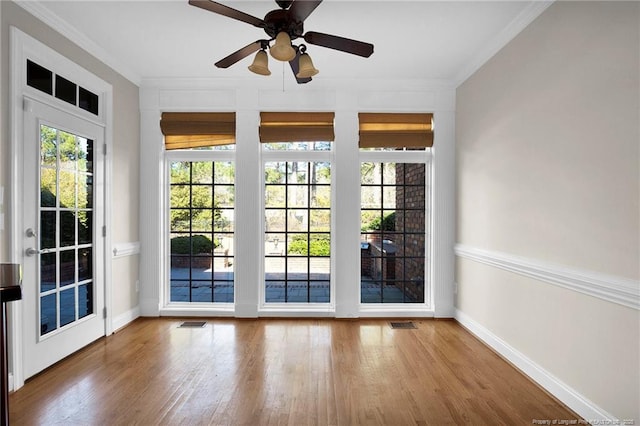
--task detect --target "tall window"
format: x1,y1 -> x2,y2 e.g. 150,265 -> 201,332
264,157 -> 331,303
161,112 -> 236,304
360,162 -> 427,303
169,161 -> 235,303
260,112 -> 334,305
359,113 -> 432,304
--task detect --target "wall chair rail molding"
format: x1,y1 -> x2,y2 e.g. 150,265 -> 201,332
454,244 -> 640,310
112,242 -> 141,258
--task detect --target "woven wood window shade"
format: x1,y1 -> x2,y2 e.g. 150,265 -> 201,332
358,113 -> 434,148
259,112 -> 335,143
160,112 -> 236,150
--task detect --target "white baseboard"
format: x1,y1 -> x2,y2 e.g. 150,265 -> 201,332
8,373 -> 13,392
454,309 -> 617,422
112,306 -> 140,332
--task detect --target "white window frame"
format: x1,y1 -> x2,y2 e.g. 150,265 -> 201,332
358,149 -> 433,314
259,146 -> 336,315
162,148 -> 237,315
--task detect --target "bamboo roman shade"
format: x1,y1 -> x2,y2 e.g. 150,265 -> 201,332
358,113 -> 434,148
160,112 -> 236,150
259,112 -> 335,143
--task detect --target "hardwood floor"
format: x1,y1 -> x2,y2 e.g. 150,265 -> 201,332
10,318 -> 578,425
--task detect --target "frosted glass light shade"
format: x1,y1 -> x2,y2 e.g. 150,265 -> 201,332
270,32 -> 296,62
296,53 -> 319,78
248,50 -> 271,75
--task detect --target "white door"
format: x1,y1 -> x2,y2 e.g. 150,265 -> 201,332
22,98 -> 106,378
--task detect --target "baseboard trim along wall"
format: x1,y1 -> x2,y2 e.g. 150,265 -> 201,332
454,244 -> 639,310
454,309 -> 617,422
112,306 -> 140,332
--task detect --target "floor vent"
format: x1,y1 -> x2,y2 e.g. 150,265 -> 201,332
179,321 -> 206,328
390,321 -> 417,329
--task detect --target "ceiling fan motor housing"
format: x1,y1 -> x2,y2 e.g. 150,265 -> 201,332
263,9 -> 304,40
275,0 -> 294,9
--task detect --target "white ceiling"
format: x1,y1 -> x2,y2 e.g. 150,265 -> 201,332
20,1 -> 551,85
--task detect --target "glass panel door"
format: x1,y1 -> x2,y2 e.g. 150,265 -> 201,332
23,99 -> 105,379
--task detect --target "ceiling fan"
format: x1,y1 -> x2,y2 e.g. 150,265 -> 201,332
188,0 -> 374,83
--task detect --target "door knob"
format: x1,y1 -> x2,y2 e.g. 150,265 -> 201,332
26,228 -> 37,238
25,247 -> 41,256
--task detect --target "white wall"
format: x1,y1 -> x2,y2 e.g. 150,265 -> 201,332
456,1 -> 639,421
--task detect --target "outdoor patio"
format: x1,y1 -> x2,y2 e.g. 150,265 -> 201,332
169,265 -> 417,304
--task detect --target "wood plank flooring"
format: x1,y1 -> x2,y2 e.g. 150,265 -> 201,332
10,318 -> 579,425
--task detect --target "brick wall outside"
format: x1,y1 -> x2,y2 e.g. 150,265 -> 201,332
395,163 -> 425,302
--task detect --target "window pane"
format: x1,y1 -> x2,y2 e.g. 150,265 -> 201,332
170,185 -> 190,208
265,186 -> 286,208
169,161 -> 234,303
55,74 -> 77,106
214,162 -> 234,184
263,141 -> 331,151
310,186 -> 330,208
191,162 -> 213,184
265,210 -> 286,232
79,86 -> 99,115
40,126 -> 57,166
40,294 -> 57,335
264,161 -> 331,303
214,185 -> 234,208
59,171 -> 76,208
27,60 -> 53,95
310,209 -> 330,232
78,247 -> 92,282
78,283 -> 93,319
191,210 -> 213,232
191,186 -> 213,208
41,211 -> 56,249
60,249 -> 75,287
265,162 -> 286,184
171,162 -> 190,184
78,211 -> 92,244
60,287 -> 76,327
361,162 -> 426,304
40,253 -> 56,293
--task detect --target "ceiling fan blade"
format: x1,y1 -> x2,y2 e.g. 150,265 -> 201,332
215,41 -> 264,69
304,31 -> 374,58
189,0 -> 265,28
288,0 -> 323,23
289,49 -> 312,84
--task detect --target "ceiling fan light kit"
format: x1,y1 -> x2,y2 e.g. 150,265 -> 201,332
270,31 -> 297,61
188,0 -> 374,84
296,52 -> 319,78
248,49 -> 271,76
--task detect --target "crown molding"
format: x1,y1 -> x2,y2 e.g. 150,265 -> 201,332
13,0 -> 142,86
455,244 -> 640,310
454,1 -> 554,87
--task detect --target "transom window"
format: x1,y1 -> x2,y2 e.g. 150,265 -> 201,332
27,59 -> 99,116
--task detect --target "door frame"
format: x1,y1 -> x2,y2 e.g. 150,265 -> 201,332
8,27 -> 114,391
